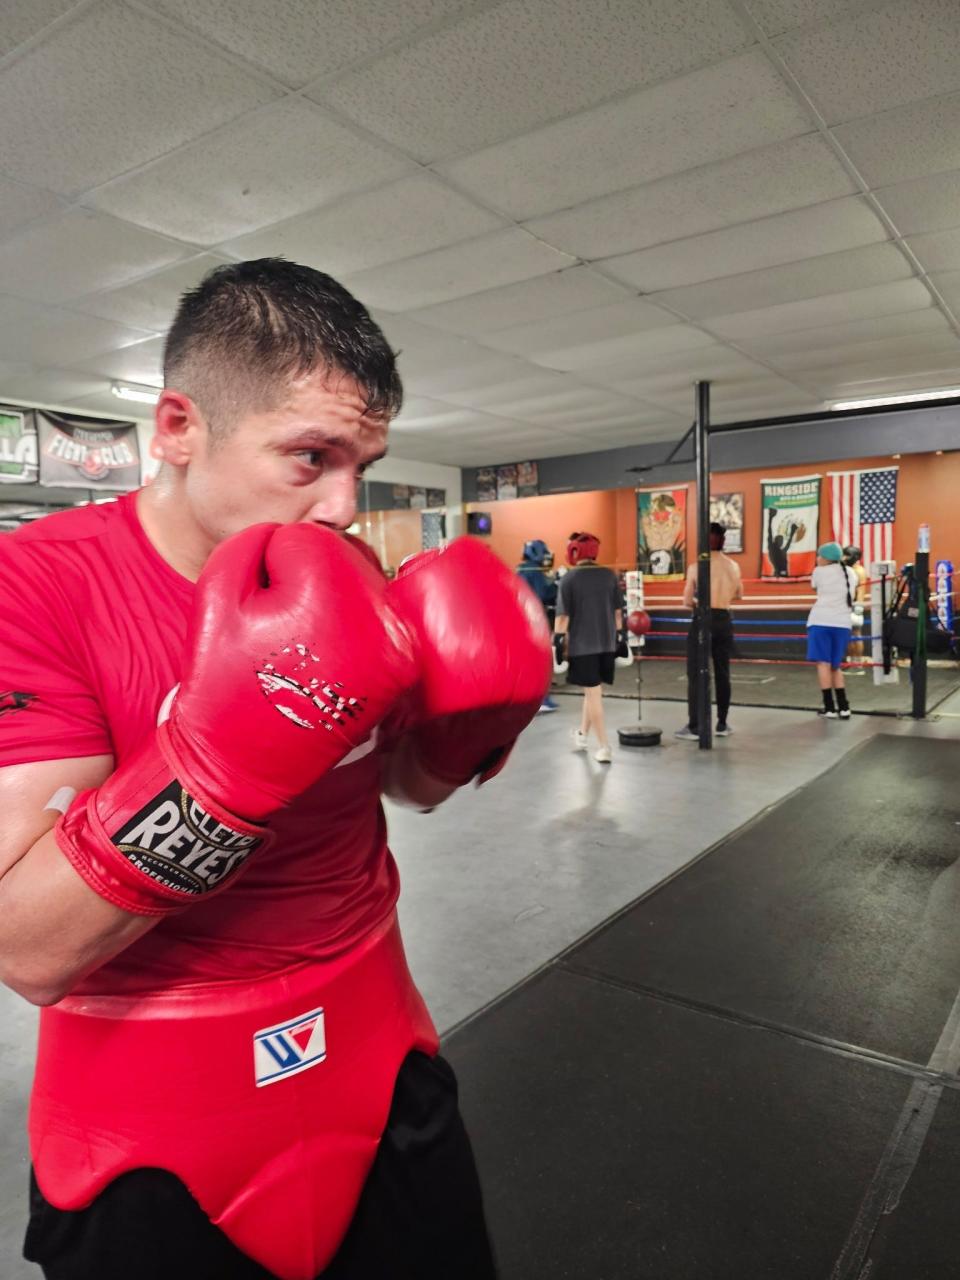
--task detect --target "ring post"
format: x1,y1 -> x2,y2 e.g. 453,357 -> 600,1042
913,525 -> 930,719
695,381 -> 712,750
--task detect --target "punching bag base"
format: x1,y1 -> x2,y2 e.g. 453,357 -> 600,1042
618,724 -> 662,748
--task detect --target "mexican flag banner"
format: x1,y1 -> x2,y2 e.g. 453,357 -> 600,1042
760,475 -> 820,579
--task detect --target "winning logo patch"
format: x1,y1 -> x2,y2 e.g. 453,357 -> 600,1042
112,781 -> 262,895
254,1007 -> 327,1087
0,691 -> 36,718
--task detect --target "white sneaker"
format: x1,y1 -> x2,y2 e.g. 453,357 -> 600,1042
572,730 -> 589,752
594,745 -> 612,763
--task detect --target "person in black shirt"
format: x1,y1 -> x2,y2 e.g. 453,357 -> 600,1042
554,532 -> 622,764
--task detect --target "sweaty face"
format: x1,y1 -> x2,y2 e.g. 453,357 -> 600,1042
185,369 -> 388,544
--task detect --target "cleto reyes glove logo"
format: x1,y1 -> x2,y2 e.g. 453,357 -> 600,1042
257,640 -> 367,733
113,782 -> 262,895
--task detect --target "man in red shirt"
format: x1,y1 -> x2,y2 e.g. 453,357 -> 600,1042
0,259 -> 550,1280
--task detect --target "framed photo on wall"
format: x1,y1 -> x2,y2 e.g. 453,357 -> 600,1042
710,492 -> 744,553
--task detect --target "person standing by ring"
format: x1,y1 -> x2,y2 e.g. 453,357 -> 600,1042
807,541 -> 859,719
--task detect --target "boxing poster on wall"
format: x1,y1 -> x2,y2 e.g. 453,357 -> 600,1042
760,475 -> 821,579
496,464 -> 518,500
426,488 -> 446,508
409,486 -> 427,509
392,484 -> 410,508
476,467 -> 497,502
637,486 -> 687,580
517,460 -> 539,498
37,412 -> 139,490
0,407 -> 38,483
710,492 -> 744,553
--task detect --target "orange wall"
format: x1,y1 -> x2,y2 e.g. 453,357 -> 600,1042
355,508 -> 423,572
465,448 -> 960,592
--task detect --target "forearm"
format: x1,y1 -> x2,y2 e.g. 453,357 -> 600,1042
0,825 -> 154,1005
554,616 -> 569,635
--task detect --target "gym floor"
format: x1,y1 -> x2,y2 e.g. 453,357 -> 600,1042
2,695 -> 958,1277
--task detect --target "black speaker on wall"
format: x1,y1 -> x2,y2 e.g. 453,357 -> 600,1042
467,512 -> 492,535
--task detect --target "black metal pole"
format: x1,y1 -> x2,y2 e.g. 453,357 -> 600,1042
912,548 -> 929,719
695,382 -> 712,750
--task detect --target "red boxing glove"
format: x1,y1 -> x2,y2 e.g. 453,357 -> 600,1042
386,538 -> 552,788
57,523 -> 417,916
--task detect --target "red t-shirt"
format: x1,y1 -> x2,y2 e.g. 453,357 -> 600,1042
0,494 -> 400,994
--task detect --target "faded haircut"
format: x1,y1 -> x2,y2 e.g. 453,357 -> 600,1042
163,258 -> 403,436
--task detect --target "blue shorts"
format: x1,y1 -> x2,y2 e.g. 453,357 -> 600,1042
807,625 -> 851,668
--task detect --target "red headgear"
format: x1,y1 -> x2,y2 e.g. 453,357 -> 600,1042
567,531 -> 600,565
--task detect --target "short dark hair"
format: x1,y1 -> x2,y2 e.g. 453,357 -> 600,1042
709,522 -> 726,538
163,258 -> 403,433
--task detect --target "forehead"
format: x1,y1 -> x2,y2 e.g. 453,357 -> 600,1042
253,367 -> 390,446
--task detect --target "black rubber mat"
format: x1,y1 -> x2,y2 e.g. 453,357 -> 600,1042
553,657 -> 960,715
571,735 -> 960,1065
447,967 -> 912,1280
869,1085 -> 960,1279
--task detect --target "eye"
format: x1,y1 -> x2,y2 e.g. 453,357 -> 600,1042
293,450 -> 325,470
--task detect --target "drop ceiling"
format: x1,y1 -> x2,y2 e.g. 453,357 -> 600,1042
0,0 -> 957,467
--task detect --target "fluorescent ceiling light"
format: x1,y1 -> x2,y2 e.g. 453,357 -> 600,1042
111,380 -> 160,405
830,387 -> 960,411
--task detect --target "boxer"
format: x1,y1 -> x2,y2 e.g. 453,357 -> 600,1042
0,259 -> 550,1280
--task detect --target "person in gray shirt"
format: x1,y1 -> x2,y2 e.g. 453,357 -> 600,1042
554,532 -> 622,764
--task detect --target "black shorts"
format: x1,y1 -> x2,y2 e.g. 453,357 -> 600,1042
24,1051 -> 497,1280
566,652 -> 616,687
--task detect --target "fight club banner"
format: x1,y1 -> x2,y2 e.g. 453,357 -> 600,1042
760,475 -> 821,579
37,412 -> 140,491
0,406 -> 39,483
637,486 -> 687,580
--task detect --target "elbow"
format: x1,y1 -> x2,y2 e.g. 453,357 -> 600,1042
0,959 -> 73,1007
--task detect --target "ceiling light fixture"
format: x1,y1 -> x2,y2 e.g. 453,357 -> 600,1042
830,387 -> 960,411
111,380 -> 160,406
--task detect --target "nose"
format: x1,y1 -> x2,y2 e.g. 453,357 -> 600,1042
305,472 -> 358,531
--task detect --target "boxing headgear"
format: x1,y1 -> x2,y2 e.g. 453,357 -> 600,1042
843,545 -> 862,565
708,522 -> 726,552
567,531 -> 600,565
522,539 -> 550,566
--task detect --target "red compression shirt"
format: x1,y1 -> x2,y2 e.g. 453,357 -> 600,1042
0,494 -> 400,993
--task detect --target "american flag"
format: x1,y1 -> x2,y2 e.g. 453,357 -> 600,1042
829,467 -> 898,567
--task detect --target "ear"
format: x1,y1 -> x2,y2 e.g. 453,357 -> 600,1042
152,390 -> 206,466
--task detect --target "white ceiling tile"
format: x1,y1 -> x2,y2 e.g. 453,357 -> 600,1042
0,176 -> 63,241
833,93 -> 960,188
873,170 -> 960,236
58,389 -> 154,421
391,404 -> 506,433
562,329 -> 722,390
483,300 -> 678,361
439,370 -> 580,410
648,243 -> 912,319
69,337 -> 167,386
762,331 -> 960,373
437,51 -> 812,220
500,387 -> 644,427
311,0 -> 753,163
591,346 -> 780,397
400,350 -> 539,398
340,228 -> 574,312
0,0 -> 83,57
806,347 -> 960,389
0,208 -> 187,303
72,255 -> 229,333
906,229 -> 960,274
0,367 -> 110,406
407,267 -> 632,337
741,0 -> 885,38
600,197 -> 888,292
774,0 -> 960,125
0,299 -> 154,365
709,278 -> 934,338
930,270 -> 960,313
222,174 -> 503,277
149,0 -> 472,88
84,100 -> 415,245
736,307 -> 952,355
525,134 -> 856,260
0,0 -> 280,195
